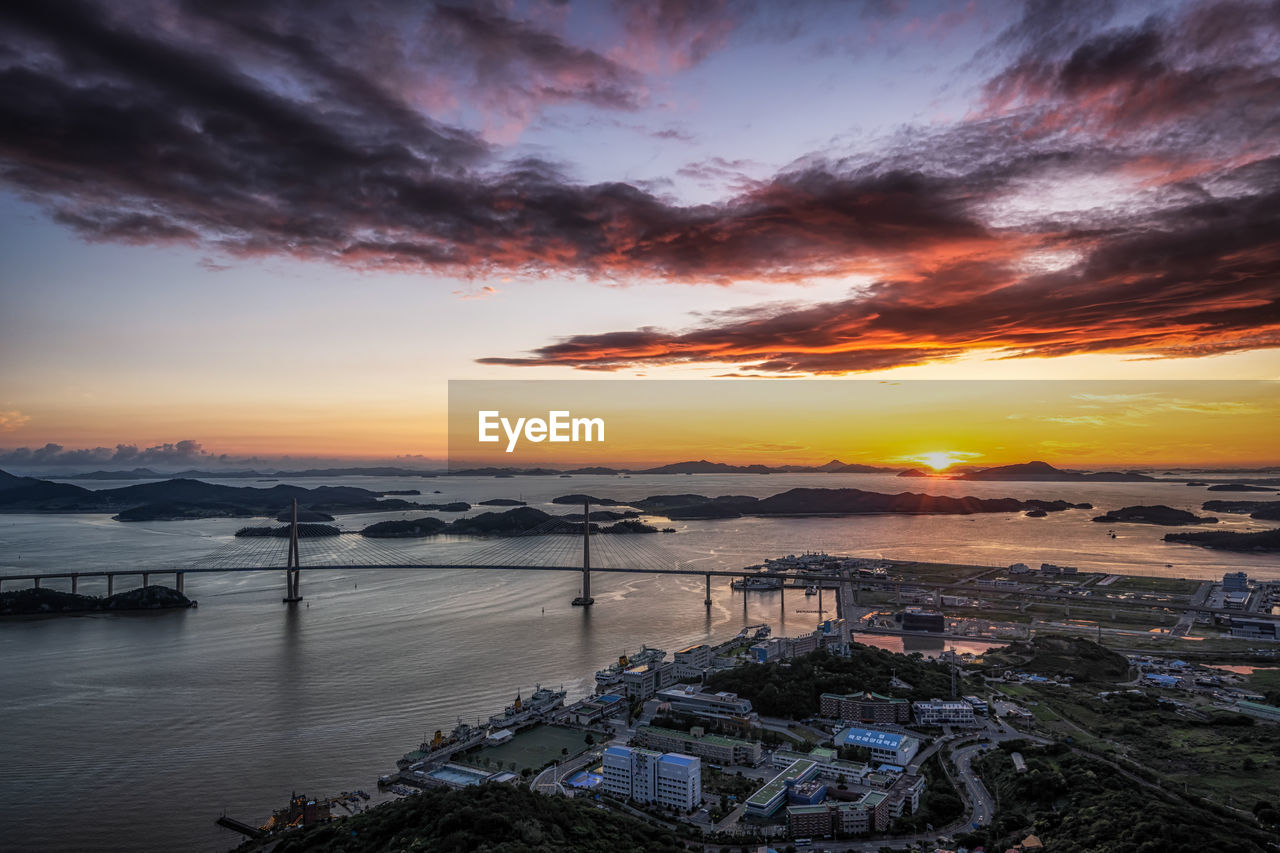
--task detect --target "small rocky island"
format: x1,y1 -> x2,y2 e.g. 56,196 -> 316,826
1092,505 -> 1217,525
1,585 -> 196,616
235,524 -> 342,537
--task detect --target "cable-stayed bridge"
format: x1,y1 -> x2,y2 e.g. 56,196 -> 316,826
2,500 -> 1277,625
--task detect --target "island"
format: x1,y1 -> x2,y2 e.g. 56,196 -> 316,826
1,585 -> 196,616
1206,484 -> 1277,492
1202,500 -> 1280,520
1092,505 -> 1218,525
235,524 -> 342,538
0,469 -> 426,519
1164,528 -> 1280,552
478,498 -> 527,506
359,518 -> 448,538
953,460 -> 1158,482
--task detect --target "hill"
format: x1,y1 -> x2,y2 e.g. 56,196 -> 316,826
955,460 -> 1157,482
990,636 -> 1130,682
262,782 -> 688,853
1091,505 -> 1217,526
1164,528 -> 1280,552
1,585 -> 195,616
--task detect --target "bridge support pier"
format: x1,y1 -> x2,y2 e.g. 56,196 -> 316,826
176,572 -> 184,594
71,574 -> 78,594
107,574 -> 114,596
33,576 -> 41,589
283,499 -> 304,604
143,572 -> 150,588
704,573 -> 711,607
572,498 -> 594,606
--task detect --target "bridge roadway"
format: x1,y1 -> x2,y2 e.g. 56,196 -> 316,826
2,563 -> 1276,622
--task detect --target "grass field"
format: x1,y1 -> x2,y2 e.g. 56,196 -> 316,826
464,725 -> 593,773
1104,575 -> 1203,595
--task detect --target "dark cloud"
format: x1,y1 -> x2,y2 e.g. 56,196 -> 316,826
0,440 -> 213,468
1,0 -> 1278,375
481,154 -> 1280,373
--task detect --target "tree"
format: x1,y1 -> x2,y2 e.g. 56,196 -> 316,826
585,733 -> 596,746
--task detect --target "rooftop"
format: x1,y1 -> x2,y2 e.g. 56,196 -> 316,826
643,725 -> 752,749
746,759 -> 817,808
840,727 -> 907,749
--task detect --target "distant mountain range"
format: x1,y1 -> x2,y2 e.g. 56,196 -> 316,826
11,458 -> 1269,484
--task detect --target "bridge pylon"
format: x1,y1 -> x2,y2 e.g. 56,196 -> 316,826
572,498 -> 594,606
283,498 -> 303,604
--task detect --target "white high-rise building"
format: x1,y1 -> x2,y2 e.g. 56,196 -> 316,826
602,745 -> 701,810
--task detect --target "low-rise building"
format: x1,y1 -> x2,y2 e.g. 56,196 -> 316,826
621,660 -> 677,700
912,698 -> 977,726
1230,617 -> 1278,640
1223,590 -> 1250,610
785,789 -> 891,837
673,643 -> 712,678
635,725 -> 762,766
602,745 -> 701,811
820,690 -> 911,724
744,758 -> 818,817
1223,571 -> 1249,592
571,693 -> 625,725
962,695 -> 988,715
772,746 -> 872,785
1235,700 -> 1280,722
656,685 -> 757,725
836,727 -> 920,765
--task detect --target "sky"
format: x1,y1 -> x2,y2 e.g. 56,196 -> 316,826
1,0 -> 1278,467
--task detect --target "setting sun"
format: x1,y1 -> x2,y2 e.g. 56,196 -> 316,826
914,451 -> 971,471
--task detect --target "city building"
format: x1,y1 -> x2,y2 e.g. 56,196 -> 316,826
1223,590 -> 1250,611
819,690 -> 911,724
744,758 -> 818,817
601,745 -> 701,810
635,725 -> 763,766
912,698 -> 977,726
784,790 -> 892,837
673,643 -> 712,678
836,727 -> 920,765
655,685 -> 758,726
962,695 -> 988,715
772,746 -> 872,785
621,660 -> 677,700
901,607 -> 945,632
1223,571 -> 1249,592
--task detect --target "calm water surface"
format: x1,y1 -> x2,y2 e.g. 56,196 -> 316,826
3,473 -> 1278,851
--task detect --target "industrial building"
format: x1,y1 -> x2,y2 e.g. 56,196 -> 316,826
836,727 -> 920,765
1230,617 -> 1278,640
912,698 -> 977,726
820,690 -> 911,724
601,745 -> 701,810
901,607 -> 945,633
635,725 -> 762,766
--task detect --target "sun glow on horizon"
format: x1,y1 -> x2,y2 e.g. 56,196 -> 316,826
912,451 -> 976,471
